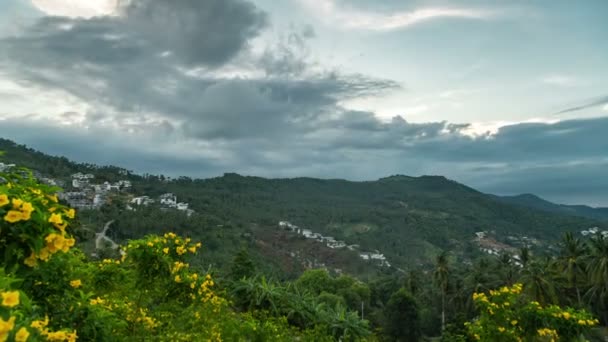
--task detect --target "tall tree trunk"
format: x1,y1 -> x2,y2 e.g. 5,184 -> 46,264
441,292 -> 445,332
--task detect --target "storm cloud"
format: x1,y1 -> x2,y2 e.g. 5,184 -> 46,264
0,0 -> 607,206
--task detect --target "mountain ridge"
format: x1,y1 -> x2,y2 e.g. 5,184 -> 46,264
2,137 -> 607,274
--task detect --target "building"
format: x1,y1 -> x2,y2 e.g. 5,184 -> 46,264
0,162 -> 16,172
131,196 -> 154,206
160,193 -> 177,207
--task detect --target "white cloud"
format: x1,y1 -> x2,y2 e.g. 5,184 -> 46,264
298,0 -> 493,31
603,104 -> 608,112
30,0 -> 118,18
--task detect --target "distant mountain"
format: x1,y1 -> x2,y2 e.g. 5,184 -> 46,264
2,137 -> 607,274
494,193 -> 608,222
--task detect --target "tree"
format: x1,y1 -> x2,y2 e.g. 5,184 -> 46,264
434,251 -> 450,332
384,288 -> 421,341
557,232 -> 587,306
519,258 -> 558,306
586,234 -> 608,324
229,248 -> 256,280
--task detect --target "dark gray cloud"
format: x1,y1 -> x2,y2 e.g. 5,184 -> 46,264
0,0 -> 606,206
118,0 -> 267,66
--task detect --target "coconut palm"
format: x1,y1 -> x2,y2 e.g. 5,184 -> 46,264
519,257 -> 558,305
557,232 -> 587,306
585,234 -> 608,323
434,251 -> 450,332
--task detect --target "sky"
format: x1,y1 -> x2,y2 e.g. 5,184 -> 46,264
0,0 -> 607,206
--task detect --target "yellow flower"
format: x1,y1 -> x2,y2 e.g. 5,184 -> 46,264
45,234 -> 65,253
24,252 -> 37,267
4,210 -> 22,223
47,194 -> 58,203
163,247 -> 169,254
498,326 -> 505,332
15,327 -> 30,342
20,210 -> 31,221
54,222 -> 68,233
21,202 -> 34,213
511,320 -> 518,326
90,297 -> 105,305
0,316 -> 16,335
11,198 -> 23,209
147,242 -> 154,247
64,208 -> 75,219
66,331 -> 78,342
48,213 -> 63,225
578,319 -> 586,325
562,312 -> 571,319
0,194 -> 8,207
188,246 -> 197,253
175,275 -> 182,283
1,291 -> 20,307
38,247 -> 50,261
30,316 -> 48,330
176,246 -> 186,255
70,279 -> 82,288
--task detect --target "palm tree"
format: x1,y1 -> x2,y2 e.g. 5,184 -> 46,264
434,251 -> 450,332
585,234 -> 608,324
557,232 -> 587,306
519,258 -> 558,305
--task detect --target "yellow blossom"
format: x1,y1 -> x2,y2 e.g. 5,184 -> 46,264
48,213 -> 63,225
498,326 -> 505,332
70,279 -> 82,288
21,202 -> 34,214
0,316 -> 16,336
0,194 -> 9,207
38,248 -> 50,261
176,246 -> 186,255
1,291 -> 20,307
562,312 -> 571,319
4,210 -> 22,223
24,252 -> 37,267
11,198 -> 23,209
163,247 -> 169,254
511,320 -> 518,326
47,194 -> 58,203
64,208 -> 75,219
15,327 -> 30,342
175,275 -> 182,283
30,316 -> 49,330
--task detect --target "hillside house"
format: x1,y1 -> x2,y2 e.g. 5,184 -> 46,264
160,193 -> 177,207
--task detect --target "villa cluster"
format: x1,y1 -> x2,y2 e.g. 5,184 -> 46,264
0,162 -> 16,172
59,173 -> 132,209
581,227 -> 608,237
130,193 -> 195,217
278,221 -> 391,267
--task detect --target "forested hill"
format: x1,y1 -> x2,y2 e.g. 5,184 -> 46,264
494,193 -> 608,221
2,137 -> 607,271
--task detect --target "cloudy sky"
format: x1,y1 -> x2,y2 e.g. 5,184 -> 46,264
0,0 -> 607,206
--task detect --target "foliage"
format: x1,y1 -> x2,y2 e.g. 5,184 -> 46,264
466,283 -> 598,341
383,288 -> 421,342
0,167 -> 371,341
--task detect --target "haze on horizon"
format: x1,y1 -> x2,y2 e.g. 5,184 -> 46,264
0,0 -> 607,206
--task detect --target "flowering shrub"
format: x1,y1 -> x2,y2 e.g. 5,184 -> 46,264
0,169 -> 75,270
467,283 -> 598,341
0,167 -> 345,341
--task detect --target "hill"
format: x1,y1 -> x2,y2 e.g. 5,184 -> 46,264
2,137 -> 607,277
494,193 -> 608,221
